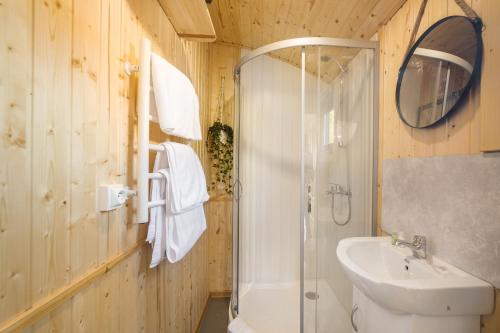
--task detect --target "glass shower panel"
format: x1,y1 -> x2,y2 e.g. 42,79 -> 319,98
302,46 -> 320,333
236,48 -> 302,333
309,46 -> 375,333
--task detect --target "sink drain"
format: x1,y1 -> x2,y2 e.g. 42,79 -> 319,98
305,291 -> 319,300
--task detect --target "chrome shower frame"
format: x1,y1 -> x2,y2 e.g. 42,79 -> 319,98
231,37 -> 380,333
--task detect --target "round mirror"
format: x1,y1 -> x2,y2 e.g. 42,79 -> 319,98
396,16 -> 483,128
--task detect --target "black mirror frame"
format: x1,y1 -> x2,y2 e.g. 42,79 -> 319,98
395,15 -> 484,129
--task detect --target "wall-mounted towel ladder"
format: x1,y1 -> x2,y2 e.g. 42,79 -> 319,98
125,38 -> 165,223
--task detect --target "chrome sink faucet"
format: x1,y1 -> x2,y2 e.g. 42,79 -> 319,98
393,235 -> 427,259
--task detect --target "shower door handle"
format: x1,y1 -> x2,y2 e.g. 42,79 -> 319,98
351,304 -> 359,332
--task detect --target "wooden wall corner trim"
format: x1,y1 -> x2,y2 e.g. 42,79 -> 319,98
0,243 -> 143,333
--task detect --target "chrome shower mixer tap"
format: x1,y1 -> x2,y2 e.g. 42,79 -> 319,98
327,183 -> 351,197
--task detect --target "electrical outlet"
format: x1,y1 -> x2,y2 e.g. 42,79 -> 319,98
98,184 -> 136,212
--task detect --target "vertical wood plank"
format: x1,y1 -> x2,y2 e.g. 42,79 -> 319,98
97,0 -> 111,265
31,0 -> 72,309
0,0 -> 33,323
118,251 -> 142,333
119,0 -> 140,250
144,249 -> 160,333
380,0 -> 404,159
107,0 -> 123,259
71,0 -> 102,331
207,199 -> 233,293
479,0 -> 500,151
70,0 -> 101,278
96,267 -> 120,333
30,0 -> 74,330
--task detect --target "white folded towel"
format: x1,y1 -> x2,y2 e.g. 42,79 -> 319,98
162,142 -> 209,214
147,142 -> 209,267
151,53 -> 202,141
160,167 -> 207,263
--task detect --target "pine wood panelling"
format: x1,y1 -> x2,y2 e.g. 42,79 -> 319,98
206,43 -> 240,188
0,244 -> 140,333
157,0 -> 216,41
0,0 -> 33,324
206,199 -> 233,293
0,0 -> 212,332
205,43 -> 240,294
70,1 -> 104,330
208,0 -> 407,48
30,1 -> 72,332
207,0 -> 406,74
479,0 -> 500,152
97,0 -> 112,266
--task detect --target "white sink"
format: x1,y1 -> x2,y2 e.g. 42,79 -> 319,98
336,237 -> 494,317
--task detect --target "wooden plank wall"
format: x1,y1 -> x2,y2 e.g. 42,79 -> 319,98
205,43 -> 240,294
378,0 -> 500,331
0,0 -> 212,332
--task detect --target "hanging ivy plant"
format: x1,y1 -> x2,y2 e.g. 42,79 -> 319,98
206,120 -> 234,194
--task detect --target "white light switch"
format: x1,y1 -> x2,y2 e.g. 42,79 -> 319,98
98,184 -> 136,212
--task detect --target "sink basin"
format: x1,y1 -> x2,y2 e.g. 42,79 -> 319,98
337,237 -> 494,316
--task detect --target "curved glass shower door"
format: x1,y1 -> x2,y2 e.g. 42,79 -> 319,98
234,46 -> 302,333
232,38 -> 377,333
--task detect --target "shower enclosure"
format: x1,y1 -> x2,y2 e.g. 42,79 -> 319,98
231,38 -> 378,333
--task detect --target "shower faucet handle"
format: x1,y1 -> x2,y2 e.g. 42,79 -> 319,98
327,183 -> 341,193
328,183 -> 342,192
327,183 -> 351,196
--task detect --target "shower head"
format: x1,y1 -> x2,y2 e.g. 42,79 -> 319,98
320,55 -> 347,73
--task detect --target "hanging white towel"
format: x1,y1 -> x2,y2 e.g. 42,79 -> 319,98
147,149 -> 167,267
162,142 -> 209,213
147,142 -> 209,267
151,53 -> 202,140
159,169 -> 207,263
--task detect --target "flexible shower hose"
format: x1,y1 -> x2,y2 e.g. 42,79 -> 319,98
331,190 -> 352,226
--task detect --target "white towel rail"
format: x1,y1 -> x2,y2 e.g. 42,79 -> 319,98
149,143 -> 166,151
148,200 -> 166,208
125,38 -> 168,223
148,172 -> 163,180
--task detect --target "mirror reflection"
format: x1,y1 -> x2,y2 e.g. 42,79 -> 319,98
396,16 -> 482,128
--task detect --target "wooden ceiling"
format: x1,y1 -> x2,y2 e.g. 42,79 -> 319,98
207,0 -> 407,49
158,0 -> 216,41
207,0 -> 407,79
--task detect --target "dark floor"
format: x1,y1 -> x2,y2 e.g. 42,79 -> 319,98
198,297 -> 230,333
